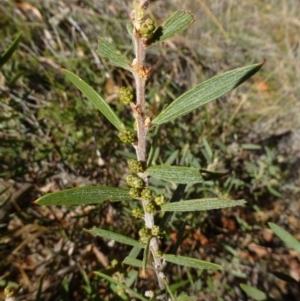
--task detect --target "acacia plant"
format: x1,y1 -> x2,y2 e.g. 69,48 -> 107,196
35,1 -> 263,299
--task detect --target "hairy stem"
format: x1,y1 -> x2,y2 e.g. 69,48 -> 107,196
131,3 -> 166,294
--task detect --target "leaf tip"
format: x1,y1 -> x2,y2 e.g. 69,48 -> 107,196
182,10 -> 195,24
17,31 -> 23,37
60,68 -> 68,75
83,228 -> 91,233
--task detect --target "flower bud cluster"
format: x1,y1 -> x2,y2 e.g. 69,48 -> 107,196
145,201 -> 156,213
118,130 -> 135,144
126,174 -> 144,188
112,272 -> 125,296
141,188 -> 154,201
139,227 -> 150,244
154,194 -> 166,206
139,225 -> 164,244
150,225 -> 161,236
119,87 -> 133,105
129,187 -> 142,198
139,18 -> 156,39
117,286 -> 125,297
127,159 -> 144,173
132,207 -> 144,218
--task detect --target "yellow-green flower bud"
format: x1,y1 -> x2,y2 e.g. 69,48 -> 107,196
113,271 -> 124,282
129,187 -> 142,198
153,250 -> 163,258
111,259 -> 118,268
132,208 -> 144,218
154,194 -> 166,206
126,174 -> 144,188
145,290 -> 155,298
141,188 -> 154,201
139,227 -> 150,244
119,87 -> 134,105
127,159 -> 144,173
151,225 -> 161,236
145,201 -> 156,213
4,286 -> 16,297
139,18 -> 156,38
118,130 -> 135,144
117,286 -> 125,297
151,226 -> 165,239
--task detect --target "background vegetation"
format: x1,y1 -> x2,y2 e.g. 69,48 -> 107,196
0,0 -> 299,300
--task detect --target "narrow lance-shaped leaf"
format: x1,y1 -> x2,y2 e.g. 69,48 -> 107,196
35,186 -> 130,206
97,38 -> 132,71
85,228 -> 145,248
146,165 -> 203,184
63,69 -> 125,131
161,198 -> 246,212
126,23 -> 134,39
35,274 -> 44,301
162,254 -> 222,270
125,269 -> 139,288
240,284 -> 267,301
164,279 -> 176,301
0,32 -> 22,69
123,257 -> 153,269
177,295 -> 197,301
268,222 -> 300,253
142,237 -> 151,274
271,271 -> 299,284
94,272 -> 149,301
151,11 -> 194,45
127,246 -> 142,261
60,277 -> 69,301
152,62 -> 264,125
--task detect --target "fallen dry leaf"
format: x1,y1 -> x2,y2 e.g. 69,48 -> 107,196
248,242 -> 271,258
92,245 -> 109,268
192,230 -> 208,246
289,258 -> 300,282
256,77 -> 270,91
261,228 -> 274,242
15,0 -> 43,22
221,216 -> 237,231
